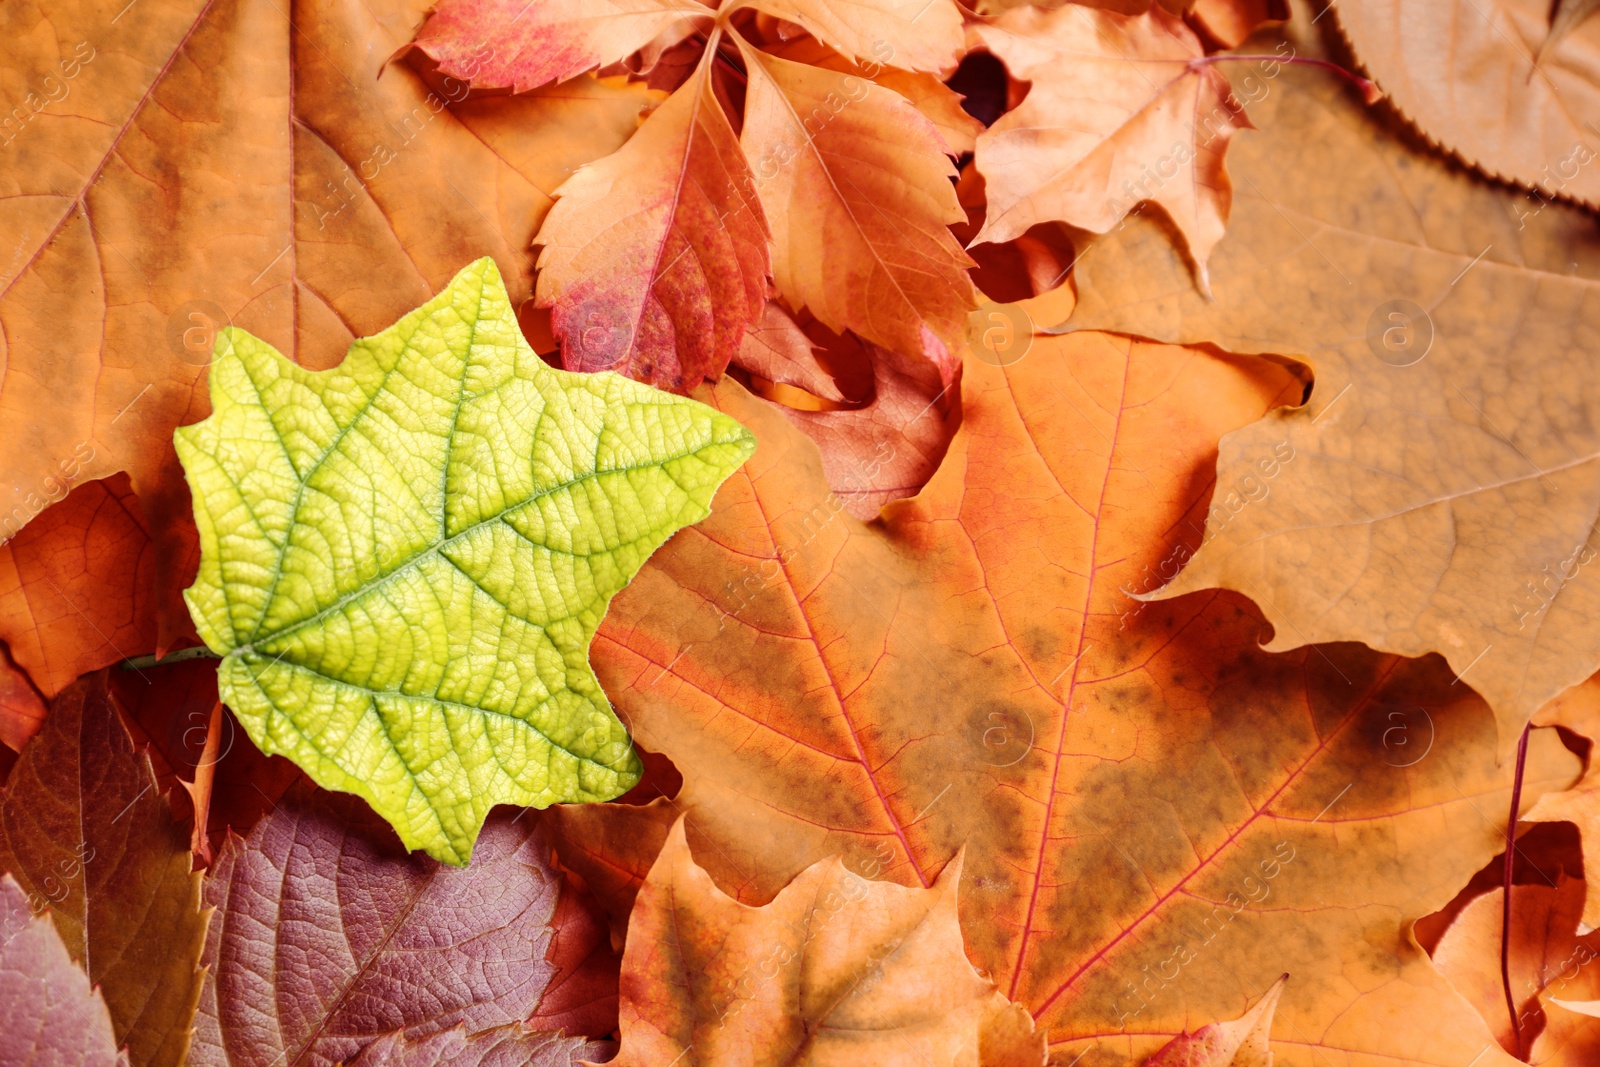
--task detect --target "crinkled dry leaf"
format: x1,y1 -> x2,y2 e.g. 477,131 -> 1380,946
191,783 -> 610,1067
0,672 -> 205,1067
176,258 -> 753,863
408,0 -> 711,92
1061,43 -> 1600,738
609,818 -> 1043,1067
535,56 -> 769,390
0,874 -> 127,1067
1336,0 -> 1600,206
0,0 -> 656,649
972,3 -> 1253,291
737,38 -> 976,387
547,324 -> 1576,1063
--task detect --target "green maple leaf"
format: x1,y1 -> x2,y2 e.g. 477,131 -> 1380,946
176,258 -> 754,864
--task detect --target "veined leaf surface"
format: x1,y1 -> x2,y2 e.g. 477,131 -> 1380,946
175,258 -> 754,864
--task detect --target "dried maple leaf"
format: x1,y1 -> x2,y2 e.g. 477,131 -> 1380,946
0,874 -> 127,1067
971,3 -> 1253,291
1336,0 -> 1600,206
737,37 -> 976,386
0,0 -> 655,651
0,475 -> 158,700
534,49 -> 770,389
1431,877 -> 1600,1062
1061,41 -> 1600,738
1146,974 -> 1285,1065
610,817 -> 1044,1066
542,324 -> 1580,1064
408,0 -> 713,92
0,672 -> 204,1067
191,782 -> 615,1067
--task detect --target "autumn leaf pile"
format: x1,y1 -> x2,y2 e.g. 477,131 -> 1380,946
11,0 -> 1600,1064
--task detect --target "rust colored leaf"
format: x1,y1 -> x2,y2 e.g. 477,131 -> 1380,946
1062,39 -> 1600,738
109,657 -> 303,855
1527,674 -> 1600,929
1145,974 -> 1285,1065
0,672 -> 205,1067
736,323 -> 960,518
191,783 -> 618,1067
0,874 -> 126,1067
610,818 -> 1044,1066
558,320 -> 1579,1063
971,3 -> 1252,292
0,0 -> 657,644
0,476 -> 158,699
738,38 -> 976,387
738,0 -> 965,72
536,55 -> 770,389
1431,877 -> 1600,1062
0,641 -> 46,754
1337,0 -> 1600,206
409,0 -> 711,92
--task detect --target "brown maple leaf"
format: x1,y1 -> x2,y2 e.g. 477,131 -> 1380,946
970,3 -> 1254,292
541,321 -> 1578,1063
609,817 -> 1044,1066
1337,0 -> 1600,207
1063,33 -> 1600,740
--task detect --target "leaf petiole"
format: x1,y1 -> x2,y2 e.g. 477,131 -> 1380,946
1189,53 -> 1383,104
119,645 -> 221,671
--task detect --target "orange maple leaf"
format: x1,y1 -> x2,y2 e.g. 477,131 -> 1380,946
544,328 -> 1577,1062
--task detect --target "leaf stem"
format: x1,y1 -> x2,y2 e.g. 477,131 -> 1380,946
1501,722 -> 1532,1060
119,645 -> 221,670
1189,54 -> 1382,104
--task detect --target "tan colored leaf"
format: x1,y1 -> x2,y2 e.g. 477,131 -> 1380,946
971,3 -> 1252,291
737,37 -> 976,386
408,0 -> 712,92
0,0 -> 655,644
735,0 -> 965,72
536,55 -> 770,389
1146,974 -> 1285,1065
0,672 -> 206,1067
610,817 -> 1044,1067
550,324 -> 1575,1064
1336,0 -> 1600,206
1060,40 -> 1600,737
1527,675 -> 1600,928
